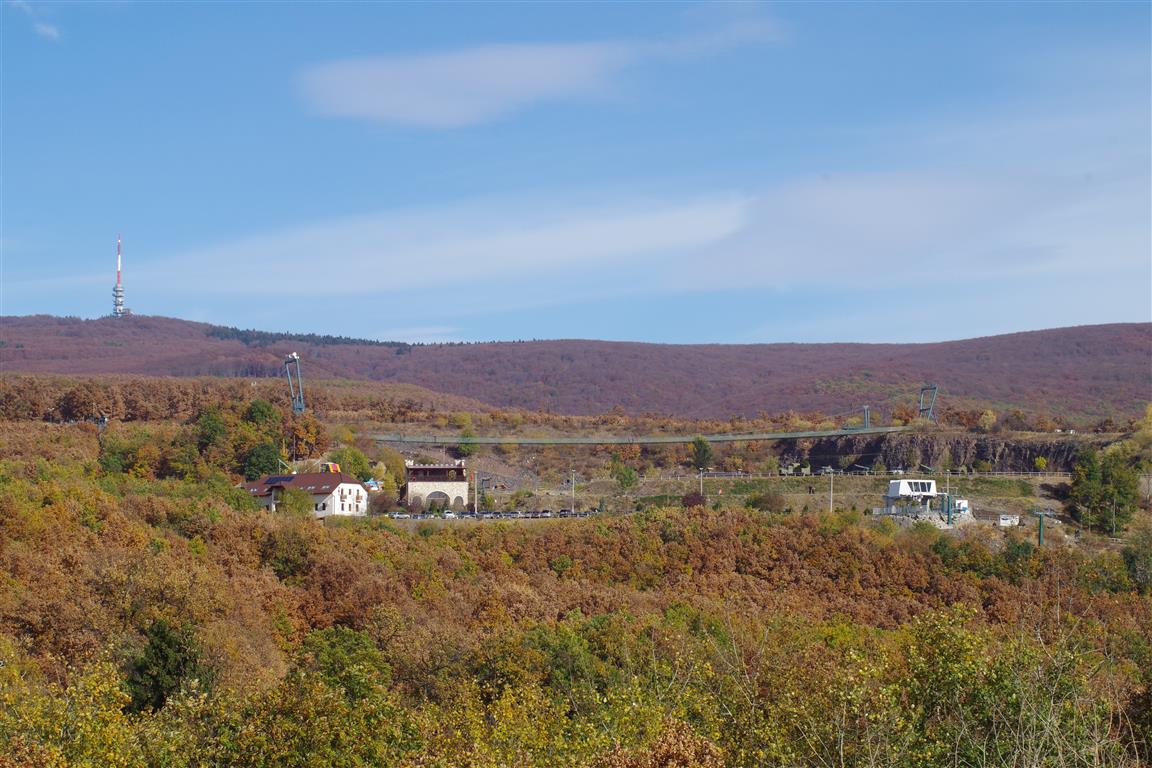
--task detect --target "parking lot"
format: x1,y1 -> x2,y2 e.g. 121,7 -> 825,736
387,509 -> 592,521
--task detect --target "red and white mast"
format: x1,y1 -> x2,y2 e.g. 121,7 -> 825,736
112,234 -> 127,316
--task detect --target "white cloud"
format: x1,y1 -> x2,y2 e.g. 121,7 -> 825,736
133,195 -> 750,296
652,170 -> 1148,294
13,112 -> 1147,328
302,43 -> 637,127
33,21 -> 59,40
7,0 -> 60,41
299,20 -> 778,127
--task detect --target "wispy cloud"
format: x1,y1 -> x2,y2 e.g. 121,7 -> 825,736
301,43 -> 635,127
132,195 -> 750,296
111,99 -> 1150,317
9,98 -> 1145,335
299,19 -> 778,127
7,0 -> 60,41
33,21 -> 59,40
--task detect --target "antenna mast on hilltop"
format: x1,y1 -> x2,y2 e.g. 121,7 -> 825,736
112,234 -> 130,317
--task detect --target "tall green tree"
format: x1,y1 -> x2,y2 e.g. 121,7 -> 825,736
195,408 -> 228,454
691,436 -> 713,471
329,446 -> 372,482
243,442 -> 282,481
611,459 -> 638,490
1069,447 -> 1140,533
456,427 -> 477,458
126,620 -> 206,713
243,399 -> 281,429
295,627 -> 391,701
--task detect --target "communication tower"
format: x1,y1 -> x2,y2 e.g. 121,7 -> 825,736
112,235 -> 130,317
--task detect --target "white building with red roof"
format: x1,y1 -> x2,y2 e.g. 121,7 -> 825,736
240,469 -> 368,518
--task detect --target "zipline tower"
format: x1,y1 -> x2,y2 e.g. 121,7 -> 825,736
918,384 -> 938,423
284,352 -> 306,415
112,234 -> 130,317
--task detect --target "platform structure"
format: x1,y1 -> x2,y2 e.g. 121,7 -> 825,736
871,478 -> 972,528
404,460 -> 469,511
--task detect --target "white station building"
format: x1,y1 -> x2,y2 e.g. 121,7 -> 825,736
879,478 -> 971,527
885,479 -> 938,505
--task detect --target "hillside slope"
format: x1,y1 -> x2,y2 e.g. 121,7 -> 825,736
1,315 -> 1148,420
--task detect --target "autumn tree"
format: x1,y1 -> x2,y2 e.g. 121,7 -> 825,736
891,403 -> 918,425
681,492 -> 706,508
285,413 -> 329,459
57,381 -> 116,421
1122,518 -> 1152,594
747,490 -> 787,513
373,473 -> 400,511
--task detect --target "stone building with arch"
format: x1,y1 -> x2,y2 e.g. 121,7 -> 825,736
404,459 -> 469,511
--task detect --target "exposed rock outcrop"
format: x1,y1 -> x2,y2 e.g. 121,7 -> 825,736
780,431 -> 1114,473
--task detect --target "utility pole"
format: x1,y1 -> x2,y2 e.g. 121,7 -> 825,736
473,469 -> 478,514
1032,508 -> 1055,546
829,471 -> 834,513
570,469 -> 576,512
698,468 -> 704,498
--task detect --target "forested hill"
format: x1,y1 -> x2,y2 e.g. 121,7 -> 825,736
1,315 -> 1148,422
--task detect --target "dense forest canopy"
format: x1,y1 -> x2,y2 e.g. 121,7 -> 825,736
0,406 -> 1150,766
2,315 -> 1147,421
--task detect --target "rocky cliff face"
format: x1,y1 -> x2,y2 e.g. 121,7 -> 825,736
783,431 -> 1113,473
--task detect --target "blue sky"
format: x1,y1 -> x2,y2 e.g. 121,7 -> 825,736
3,1 -> 1149,343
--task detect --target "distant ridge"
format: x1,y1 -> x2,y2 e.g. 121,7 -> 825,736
1,315 -> 1148,421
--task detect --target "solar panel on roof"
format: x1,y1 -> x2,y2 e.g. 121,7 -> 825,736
264,475 -> 296,484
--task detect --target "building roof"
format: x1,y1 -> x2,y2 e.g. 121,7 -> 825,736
405,460 -> 466,469
240,471 -> 366,498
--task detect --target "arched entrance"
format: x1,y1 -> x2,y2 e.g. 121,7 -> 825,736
425,491 -> 450,512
